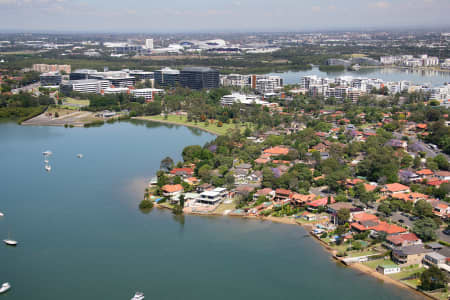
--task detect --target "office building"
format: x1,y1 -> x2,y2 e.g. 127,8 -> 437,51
60,79 -> 110,94
180,67 -> 219,90
89,71 -> 135,88
129,70 -> 154,81
154,67 -> 180,87
70,69 -> 98,80
131,88 -> 165,101
40,72 -> 62,87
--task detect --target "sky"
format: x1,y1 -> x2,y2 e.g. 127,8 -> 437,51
0,0 -> 449,33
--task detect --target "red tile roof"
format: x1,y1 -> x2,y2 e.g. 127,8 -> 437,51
162,184 -> 183,193
264,146 -> 289,156
386,233 -> 420,245
170,168 -> 194,175
383,183 -> 410,193
352,212 -> 378,222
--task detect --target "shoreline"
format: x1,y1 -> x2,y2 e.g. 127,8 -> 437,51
133,117 -> 221,136
153,202 -> 434,299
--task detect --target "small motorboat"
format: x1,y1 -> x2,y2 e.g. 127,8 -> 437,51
45,165 -> 51,172
44,159 -> 49,164
3,239 -> 18,246
0,211 -> 3,217
42,150 -> 52,156
131,292 -> 144,300
77,154 -> 83,158
0,282 -> 11,294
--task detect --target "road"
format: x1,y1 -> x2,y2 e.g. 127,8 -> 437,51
22,111 -> 95,127
394,132 -> 450,162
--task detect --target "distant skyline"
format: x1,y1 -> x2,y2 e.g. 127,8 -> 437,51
0,0 -> 449,33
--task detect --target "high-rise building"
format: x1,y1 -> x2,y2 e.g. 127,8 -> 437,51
154,67 -> 180,87
145,39 -> 154,50
180,67 -> 219,90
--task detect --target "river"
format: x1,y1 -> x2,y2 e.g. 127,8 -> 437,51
0,120 -> 423,299
269,67 -> 450,87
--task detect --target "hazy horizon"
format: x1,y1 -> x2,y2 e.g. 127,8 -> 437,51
0,0 -> 449,33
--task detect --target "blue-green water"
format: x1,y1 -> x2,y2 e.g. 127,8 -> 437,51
0,121 -> 422,300
269,67 -> 450,86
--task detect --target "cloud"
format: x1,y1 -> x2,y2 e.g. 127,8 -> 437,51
369,1 -> 391,8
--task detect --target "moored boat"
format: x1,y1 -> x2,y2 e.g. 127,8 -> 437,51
0,282 -> 11,294
3,239 -> 18,246
0,211 -> 3,217
131,292 -> 144,300
45,164 -> 51,172
42,150 -> 52,156
77,154 -> 83,158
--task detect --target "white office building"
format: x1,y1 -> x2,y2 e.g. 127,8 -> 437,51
131,88 -> 164,100
61,79 -> 110,94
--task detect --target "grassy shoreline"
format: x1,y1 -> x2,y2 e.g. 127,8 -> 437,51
133,115 -> 254,136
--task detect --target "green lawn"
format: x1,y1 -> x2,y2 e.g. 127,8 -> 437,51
389,267 -> 424,280
363,258 -> 395,270
348,250 -> 378,258
63,97 -> 90,107
138,115 -> 254,135
402,278 -> 420,289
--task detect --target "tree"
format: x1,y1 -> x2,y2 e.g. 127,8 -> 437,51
413,200 -> 434,218
378,202 -> 392,216
139,199 -> 154,210
179,194 -> 185,209
420,265 -> 447,291
434,154 -> 449,171
412,217 -> 438,242
198,164 -> 212,182
160,156 -> 174,171
337,208 -> 350,224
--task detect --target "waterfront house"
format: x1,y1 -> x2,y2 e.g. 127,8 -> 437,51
385,233 -> 421,249
376,264 -> 401,275
170,168 -> 194,177
253,188 -> 275,201
275,188 -> 292,201
392,245 -> 432,266
196,187 -> 228,205
423,252 -> 447,267
161,184 -> 184,199
290,193 -> 316,206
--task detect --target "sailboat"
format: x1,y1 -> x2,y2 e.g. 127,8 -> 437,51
3,232 -> 18,246
0,282 -> 11,294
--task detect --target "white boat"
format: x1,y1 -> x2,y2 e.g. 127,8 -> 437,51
0,282 -> 11,294
44,159 -> 49,164
77,154 -> 83,158
42,150 -> 52,156
0,211 -> 3,217
45,165 -> 51,172
3,239 -> 18,246
131,292 -> 144,300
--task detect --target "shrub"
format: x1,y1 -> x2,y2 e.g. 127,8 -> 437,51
139,199 -> 154,210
